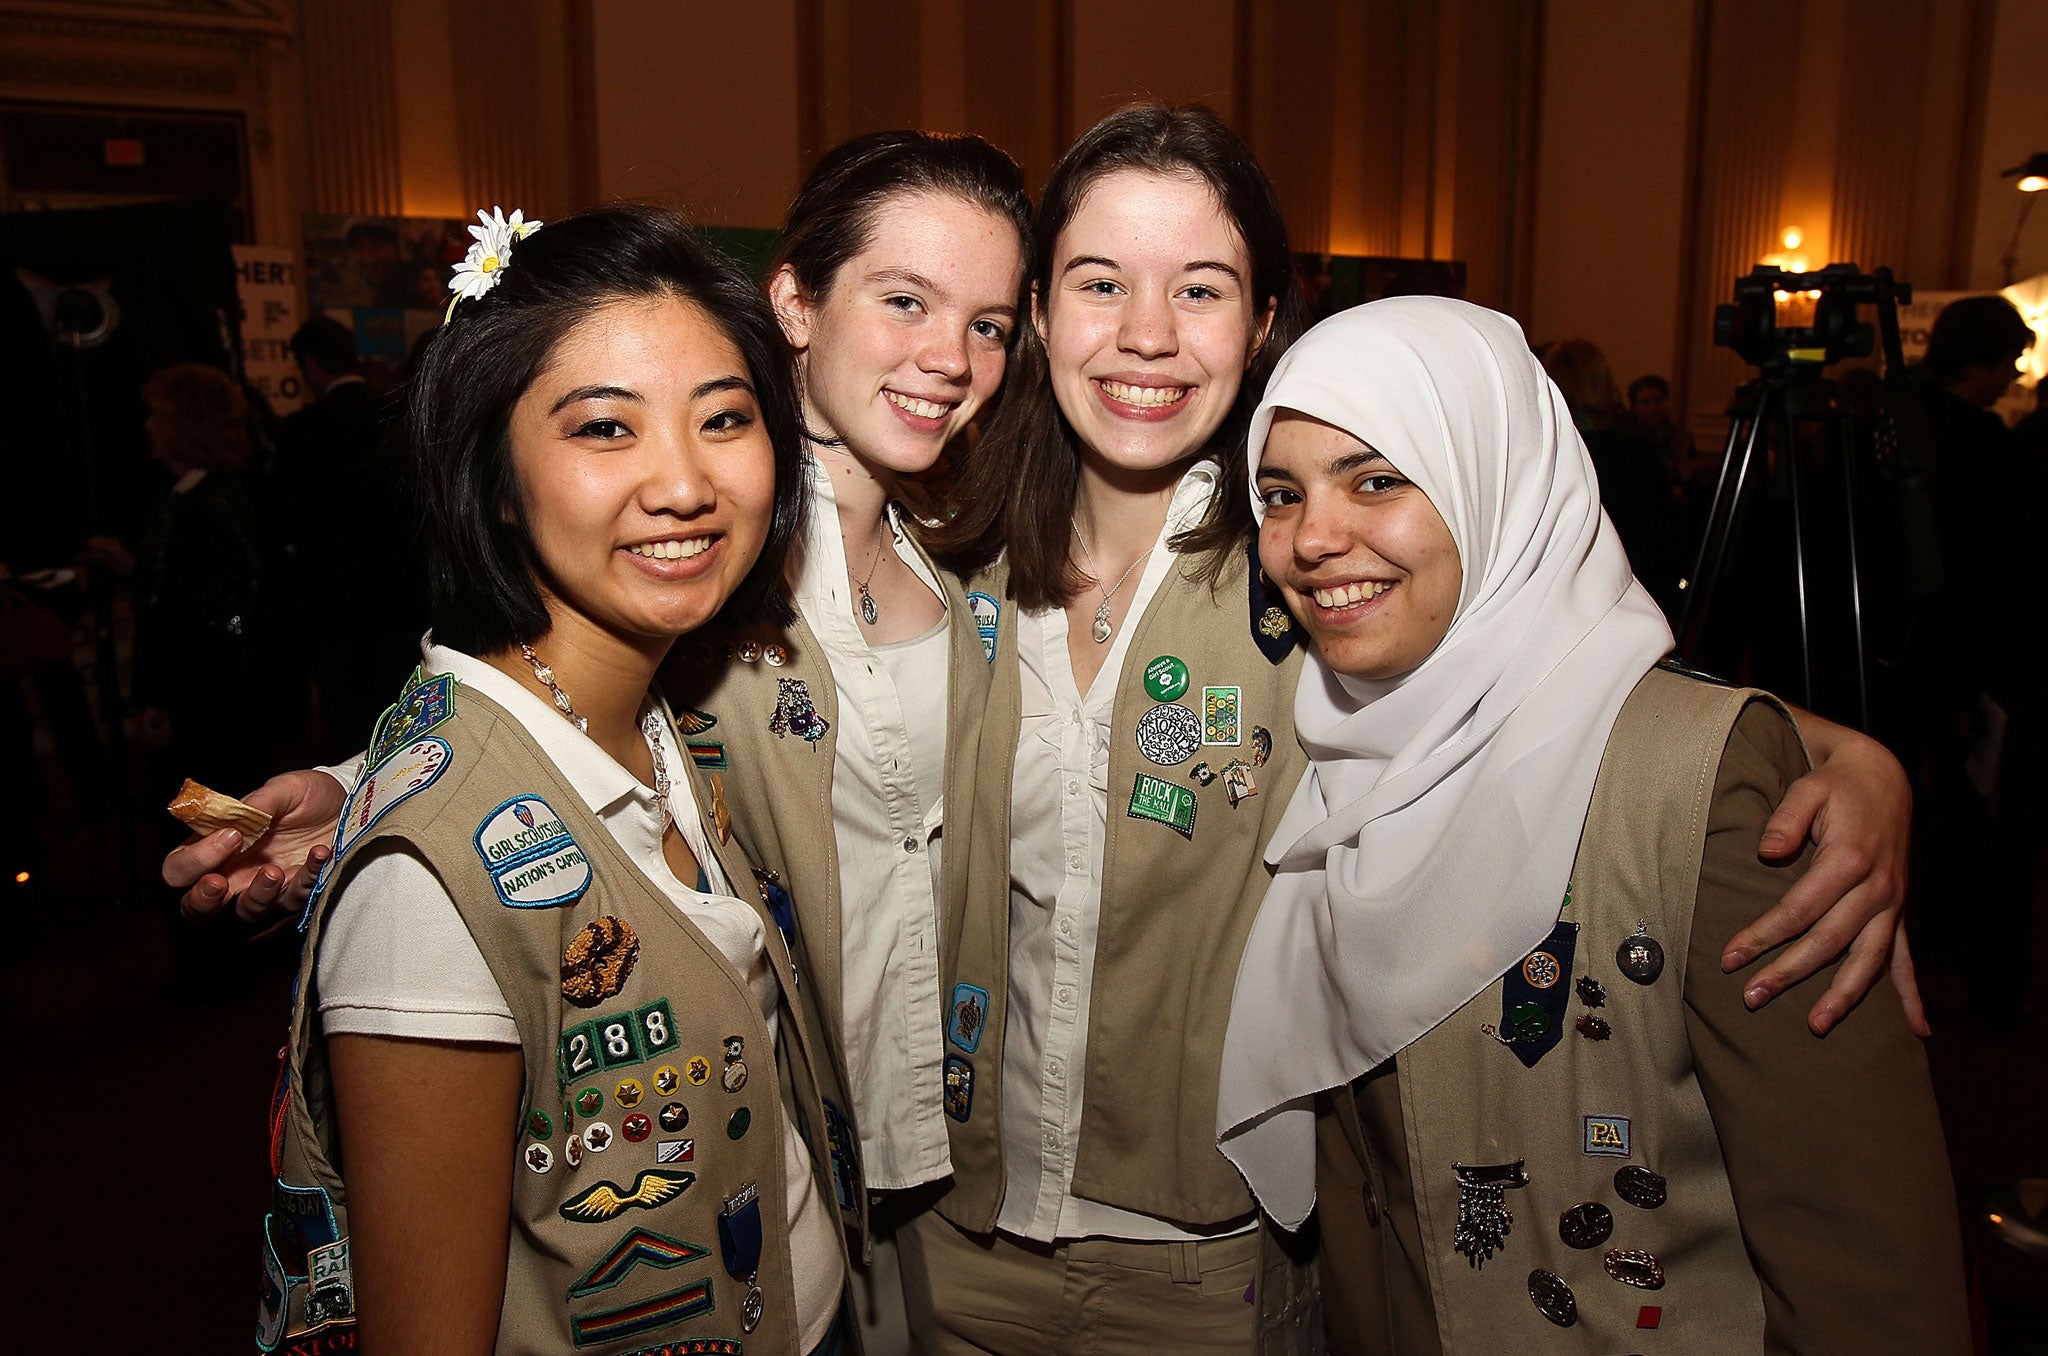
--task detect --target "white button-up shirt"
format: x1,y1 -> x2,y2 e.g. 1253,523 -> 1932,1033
793,463 -> 954,1191
997,461 -> 1253,1243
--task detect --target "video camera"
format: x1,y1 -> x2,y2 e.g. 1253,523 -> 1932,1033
1713,263 -> 1912,370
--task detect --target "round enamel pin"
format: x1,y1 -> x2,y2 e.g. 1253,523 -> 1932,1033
722,1061 -> 749,1093
1528,1270 -> 1578,1327
574,1087 -> 604,1117
659,1102 -> 690,1132
1135,703 -> 1202,766
686,1056 -> 711,1086
653,1065 -> 681,1096
1143,655 -> 1189,702
526,1109 -> 552,1140
622,1113 -> 652,1143
1521,951 -> 1562,989
727,1106 -> 752,1140
524,1143 -> 553,1174
1614,1164 -> 1668,1210
1617,922 -> 1665,985
582,1122 -> 613,1153
614,1078 -> 644,1109
1604,1248 -> 1666,1289
562,1133 -> 583,1169
1558,1201 -> 1613,1250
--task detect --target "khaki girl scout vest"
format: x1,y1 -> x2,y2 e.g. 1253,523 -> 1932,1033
260,675 -> 858,1356
937,545 -> 1309,1229
661,530 -> 997,1168
1347,667 -> 1793,1353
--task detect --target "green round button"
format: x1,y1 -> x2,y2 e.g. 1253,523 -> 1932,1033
727,1106 -> 752,1141
1144,655 -> 1190,702
526,1109 -> 553,1140
1507,1002 -> 1548,1042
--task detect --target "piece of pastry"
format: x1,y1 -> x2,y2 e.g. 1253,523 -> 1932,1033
166,778 -> 273,838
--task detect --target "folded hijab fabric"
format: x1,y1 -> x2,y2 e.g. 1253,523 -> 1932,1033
1216,296 -> 1674,1229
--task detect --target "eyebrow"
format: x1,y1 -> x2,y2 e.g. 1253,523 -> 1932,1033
548,375 -> 754,415
868,267 -> 943,295
692,374 -> 754,400
1256,447 -> 1390,482
1061,254 -> 1243,285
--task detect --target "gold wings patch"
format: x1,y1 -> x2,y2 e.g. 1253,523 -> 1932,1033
558,1169 -> 696,1223
676,708 -> 717,736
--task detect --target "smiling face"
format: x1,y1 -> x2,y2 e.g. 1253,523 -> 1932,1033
1038,168 -> 1274,476
772,191 -> 1024,476
1256,410 -> 1462,680
508,295 -> 778,648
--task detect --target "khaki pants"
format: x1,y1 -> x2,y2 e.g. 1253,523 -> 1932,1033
898,1210 -> 1259,1355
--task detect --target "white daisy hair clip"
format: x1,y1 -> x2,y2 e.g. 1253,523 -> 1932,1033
445,206 -> 542,321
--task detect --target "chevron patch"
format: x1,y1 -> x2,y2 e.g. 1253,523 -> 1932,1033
569,1229 -> 713,1299
571,1279 -> 715,1346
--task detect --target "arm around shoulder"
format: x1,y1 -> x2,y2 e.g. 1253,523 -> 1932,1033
1684,700 -> 1968,1355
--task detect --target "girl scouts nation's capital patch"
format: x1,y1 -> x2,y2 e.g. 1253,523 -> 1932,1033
474,794 -> 591,908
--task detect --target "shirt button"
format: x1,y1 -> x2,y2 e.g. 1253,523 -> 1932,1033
1068,856 -> 1084,873
1048,1060 -> 1063,1078
903,837 -> 920,853
1066,779 -> 1079,794
1056,986 -> 1074,1005
1058,919 -> 1074,938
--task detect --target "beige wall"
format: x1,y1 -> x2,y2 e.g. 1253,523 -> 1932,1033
1968,0 -> 2048,287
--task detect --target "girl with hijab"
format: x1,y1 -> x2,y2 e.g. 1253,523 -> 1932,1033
1225,296 -> 1966,1353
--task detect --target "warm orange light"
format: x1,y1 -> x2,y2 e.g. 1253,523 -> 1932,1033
1781,226 -> 1804,250
2020,175 -> 2048,193
12,871 -> 27,884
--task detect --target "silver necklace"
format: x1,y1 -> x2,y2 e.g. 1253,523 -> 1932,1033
1070,517 -> 1150,644
853,529 -> 886,626
519,642 -> 671,822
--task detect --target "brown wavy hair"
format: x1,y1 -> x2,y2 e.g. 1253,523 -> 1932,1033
925,103 -> 1303,607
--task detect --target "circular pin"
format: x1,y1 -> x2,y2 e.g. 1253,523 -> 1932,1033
727,1106 -> 752,1140
1616,930 -> 1665,985
722,1060 -> 749,1093
614,1078 -> 644,1109
763,644 -> 788,667
1614,1165 -> 1668,1210
1575,1013 -> 1612,1041
1143,655 -> 1190,702
574,1087 -> 604,1117
1575,975 -> 1607,1007
562,1133 -> 584,1168
653,1065 -> 681,1096
686,1056 -> 711,1086
524,1143 -> 554,1174
1521,951 -> 1562,989
622,1113 -> 651,1143
526,1109 -> 552,1140
659,1102 -> 689,1132
737,641 -> 761,663
723,1035 -> 745,1061
1506,1001 -> 1548,1042
741,1285 -> 764,1333
1251,726 -> 1272,767
1135,703 -> 1202,766
1604,1248 -> 1666,1289
582,1122 -> 613,1154
1558,1201 -> 1613,1250
1528,1270 -> 1578,1327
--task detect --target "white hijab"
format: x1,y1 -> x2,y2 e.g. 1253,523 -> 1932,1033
1215,297 -> 1673,1228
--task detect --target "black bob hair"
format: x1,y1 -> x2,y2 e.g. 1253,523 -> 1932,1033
405,203 -> 809,656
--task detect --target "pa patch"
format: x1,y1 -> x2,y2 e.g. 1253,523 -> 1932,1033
1583,1114 -> 1632,1158
474,795 -> 591,908
947,983 -> 989,1053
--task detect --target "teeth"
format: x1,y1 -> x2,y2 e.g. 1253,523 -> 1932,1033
1100,380 -> 1189,407
885,391 -> 950,419
1313,581 -> 1391,608
629,539 -> 711,561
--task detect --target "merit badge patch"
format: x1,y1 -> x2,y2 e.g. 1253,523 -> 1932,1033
303,1238 -> 355,1330
368,672 -> 456,766
474,795 -> 591,909
768,677 -> 829,745
943,1055 -> 975,1121
568,1228 -> 711,1299
302,736 -> 454,930
1583,1114 -> 1632,1158
561,917 -> 639,1008
1128,772 -> 1197,839
947,983 -> 989,1054
1135,702 -> 1202,766
656,1138 -> 694,1164
559,1169 -> 697,1224
967,591 -> 1001,663
267,1180 -> 340,1279
256,1233 -> 289,1352
1202,687 -> 1242,745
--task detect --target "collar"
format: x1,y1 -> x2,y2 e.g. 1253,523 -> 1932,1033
171,468 -> 208,495
793,455 -> 931,604
422,640 -> 649,817
323,374 -> 369,394
1162,459 -> 1222,547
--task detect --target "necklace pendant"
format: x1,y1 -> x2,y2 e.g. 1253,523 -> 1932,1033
858,582 -> 879,626
1091,600 -> 1113,644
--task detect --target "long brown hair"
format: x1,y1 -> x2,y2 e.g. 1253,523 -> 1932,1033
927,103 -> 1303,608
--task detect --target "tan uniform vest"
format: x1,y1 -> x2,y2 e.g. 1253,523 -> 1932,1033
1391,667 -> 1782,1352
937,548 -> 1310,1230
661,533 -> 997,1130
261,681 -> 855,1356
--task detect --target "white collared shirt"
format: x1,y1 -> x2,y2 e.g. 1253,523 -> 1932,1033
996,461 -> 1254,1243
792,462 -> 954,1191
315,642 -> 843,1347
